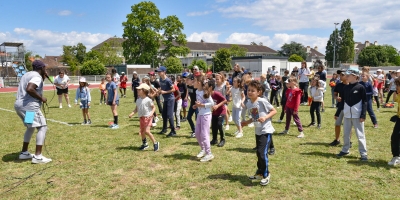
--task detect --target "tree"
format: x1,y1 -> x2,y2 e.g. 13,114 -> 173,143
213,48 -> 231,72
24,50 -> 34,71
382,45 -> 399,64
250,42 -> 257,45
278,41 -> 307,60
288,54 -> 304,62
62,45 -> 79,74
229,44 -> 247,57
96,42 -> 123,65
80,60 -> 106,75
325,29 -> 341,67
188,59 -> 208,71
338,19 -> 355,63
122,1 -> 161,64
163,57 -> 183,74
357,45 -> 388,67
75,43 -> 87,64
259,42 -> 263,46
394,56 -> 400,66
85,50 -> 104,62
160,15 -> 190,60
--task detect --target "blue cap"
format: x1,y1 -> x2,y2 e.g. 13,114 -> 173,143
345,68 -> 360,76
182,72 -> 189,78
155,66 -> 167,72
32,60 -> 46,70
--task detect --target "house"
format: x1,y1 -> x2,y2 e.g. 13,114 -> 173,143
354,41 -> 378,63
305,46 -> 325,64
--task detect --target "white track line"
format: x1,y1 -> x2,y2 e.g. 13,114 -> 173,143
0,107 -> 73,126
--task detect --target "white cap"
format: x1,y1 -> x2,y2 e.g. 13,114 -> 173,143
133,71 -> 137,74
397,69 -> 400,73
193,65 -> 199,70
121,72 -> 125,74
79,77 -> 86,82
377,69 -> 382,72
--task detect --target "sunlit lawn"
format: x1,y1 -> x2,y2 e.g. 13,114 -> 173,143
1,87 -> 399,199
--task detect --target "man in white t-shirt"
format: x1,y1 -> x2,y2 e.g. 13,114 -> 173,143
54,71 -> 71,108
298,62 -> 310,104
270,66 -> 279,76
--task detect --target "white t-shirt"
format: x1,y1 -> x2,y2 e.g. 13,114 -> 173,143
390,78 -> 396,91
271,69 -> 279,76
113,73 -> 120,85
136,97 -> 154,117
298,68 -> 310,83
54,75 -> 70,89
29,77 -> 42,87
377,74 -> 384,83
230,87 -> 243,108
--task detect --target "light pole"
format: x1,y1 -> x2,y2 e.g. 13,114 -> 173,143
333,22 -> 339,69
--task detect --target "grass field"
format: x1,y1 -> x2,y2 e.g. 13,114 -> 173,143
1,87 -> 399,199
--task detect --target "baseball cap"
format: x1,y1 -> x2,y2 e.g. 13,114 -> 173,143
148,71 -> 155,76
187,74 -> 194,80
32,60 -> 46,70
136,83 -> 150,91
377,69 -> 382,72
79,77 -> 86,82
155,66 -> 167,72
396,69 -> 400,73
345,68 -> 360,76
182,72 -> 189,78
133,71 -> 137,74
193,65 -> 199,70
121,72 -> 125,74
336,69 -> 346,74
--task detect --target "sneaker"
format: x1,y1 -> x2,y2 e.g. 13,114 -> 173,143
307,122 -> 316,127
32,155 -> 52,164
210,139 -> 217,145
388,156 -> 400,166
225,124 -> 230,131
321,109 -> 325,112
181,118 -> 187,122
279,130 -> 288,135
317,124 -> 321,129
329,140 -> 340,146
200,154 -> 214,162
277,119 -> 282,123
293,122 -> 296,125
190,132 -> 196,138
166,131 -> 177,137
350,142 -> 353,148
268,148 -> 275,155
158,130 -> 167,135
248,174 -> 263,180
229,115 -> 233,122
110,124 -> 119,129
233,130 -> 239,136
175,126 -> 181,131
217,139 -> 225,147
123,95 -> 126,98
303,102 -> 308,105
154,142 -> 159,152
59,105 -> 63,108
196,150 -> 205,158
139,143 -> 149,150
99,103 -> 102,105
68,104 -> 71,108
152,123 -> 157,127
87,119 -> 92,125
373,124 -> 378,129
377,108 -> 380,112
19,152 -> 33,160
248,123 -> 254,127
337,151 -> 349,157
360,155 -> 368,161
297,132 -> 304,138
236,132 -> 243,138
82,120 -> 87,125
260,174 -> 271,186
155,117 -> 159,123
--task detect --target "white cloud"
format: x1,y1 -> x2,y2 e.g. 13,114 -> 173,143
3,28 -> 111,56
224,32 -> 328,53
187,11 -> 212,17
58,10 -> 72,16
187,32 -> 220,43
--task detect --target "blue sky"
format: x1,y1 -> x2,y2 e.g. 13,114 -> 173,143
0,0 -> 399,57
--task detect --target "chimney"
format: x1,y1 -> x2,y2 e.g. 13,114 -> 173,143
55,57 -> 57,62
365,41 -> 370,47
307,46 -> 310,53
314,46 -> 318,52
374,41 -> 378,45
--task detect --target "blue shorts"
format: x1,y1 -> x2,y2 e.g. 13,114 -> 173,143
80,101 -> 90,109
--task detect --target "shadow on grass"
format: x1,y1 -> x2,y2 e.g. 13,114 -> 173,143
301,151 -> 359,159
90,125 -> 110,128
115,146 -> 142,151
347,159 -> 392,170
227,148 -> 254,154
208,173 -> 253,186
163,153 -> 196,160
300,142 -> 330,147
181,141 -> 199,146
69,122 -> 82,125
2,152 -> 30,163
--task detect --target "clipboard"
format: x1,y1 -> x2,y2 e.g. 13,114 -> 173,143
24,111 -> 35,124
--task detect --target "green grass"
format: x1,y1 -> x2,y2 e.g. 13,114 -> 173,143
1,88 -> 399,199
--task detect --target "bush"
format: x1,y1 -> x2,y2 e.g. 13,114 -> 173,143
80,60 -> 106,75
163,57 -> 183,74
288,54 -> 304,62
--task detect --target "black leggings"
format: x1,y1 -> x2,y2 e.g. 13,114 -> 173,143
373,96 -> 380,108
270,90 -> 280,107
279,101 -> 286,120
299,82 -> 309,103
386,90 -> 395,103
391,118 -> 400,157
310,101 -> 321,124
211,115 -> 225,141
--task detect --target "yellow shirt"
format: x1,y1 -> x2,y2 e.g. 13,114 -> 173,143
396,94 -> 400,117
309,70 -> 315,80
99,83 -> 106,90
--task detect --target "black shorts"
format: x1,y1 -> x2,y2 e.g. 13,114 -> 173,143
57,87 -> 69,95
107,100 -> 119,106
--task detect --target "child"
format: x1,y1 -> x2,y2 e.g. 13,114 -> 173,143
372,74 -> 380,112
279,76 -> 305,138
278,79 -> 289,123
269,74 -> 281,107
106,73 -> 119,129
142,76 -> 158,127
359,72 -> 378,128
335,68 -> 368,161
241,74 -> 254,127
75,77 -> 91,125
99,78 -> 107,105
171,76 -> 182,130
229,77 -> 245,138
193,75 -> 215,162
386,71 -> 397,104
177,74 -> 189,122
129,83 -> 159,151
119,72 -> 128,98
388,78 -> 400,166
330,69 -> 348,146
215,73 -> 230,131
329,73 -> 339,108
308,79 -> 324,129
376,69 -> 385,104
156,66 -> 176,137
186,74 -> 198,137
260,74 -> 271,99
208,79 -> 228,147
242,80 -> 277,186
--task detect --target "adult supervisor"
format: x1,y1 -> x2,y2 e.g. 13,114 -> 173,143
54,70 -> 71,108
15,60 -> 52,164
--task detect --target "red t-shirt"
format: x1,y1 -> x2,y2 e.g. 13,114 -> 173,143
173,84 -> 181,101
211,91 -> 227,116
120,76 -> 127,88
285,87 -> 302,112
